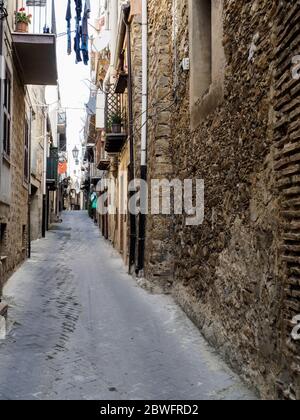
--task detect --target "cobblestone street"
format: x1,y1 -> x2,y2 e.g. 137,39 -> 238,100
0,212 -> 255,400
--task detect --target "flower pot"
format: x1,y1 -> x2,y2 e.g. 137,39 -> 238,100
112,123 -> 121,134
16,22 -> 29,33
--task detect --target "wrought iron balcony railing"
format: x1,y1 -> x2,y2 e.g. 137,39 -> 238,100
90,163 -> 103,180
12,0 -> 57,85
105,88 -> 128,154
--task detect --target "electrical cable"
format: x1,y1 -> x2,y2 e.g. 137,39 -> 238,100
132,100 -> 177,136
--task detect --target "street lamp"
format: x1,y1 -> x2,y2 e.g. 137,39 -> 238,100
72,146 -> 79,160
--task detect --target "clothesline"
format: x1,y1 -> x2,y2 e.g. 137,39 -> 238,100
56,22 -> 99,39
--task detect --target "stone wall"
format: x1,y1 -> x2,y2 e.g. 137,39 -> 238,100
146,0 -> 300,399
145,0 -> 175,289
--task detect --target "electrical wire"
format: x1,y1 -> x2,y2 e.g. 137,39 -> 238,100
132,100 -> 177,136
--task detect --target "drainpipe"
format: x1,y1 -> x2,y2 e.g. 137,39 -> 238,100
124,7 -> 137,273
137,0 -> 148,274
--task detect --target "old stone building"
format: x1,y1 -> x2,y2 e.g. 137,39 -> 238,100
84,0 -> 142,267
144,0 -> 300,400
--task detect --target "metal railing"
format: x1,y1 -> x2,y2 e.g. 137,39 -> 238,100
90,163 -> 103,179
15,0 -> 56,34
105,87 -> 127,134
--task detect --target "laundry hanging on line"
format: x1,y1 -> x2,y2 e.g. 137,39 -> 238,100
74,0 -> 83,64
81,0 -> 91,65
74,0 -> 83,21
65,0 -> 90,65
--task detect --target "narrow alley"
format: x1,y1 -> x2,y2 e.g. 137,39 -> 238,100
0,212 -> 254,401
1,0 -> 300,401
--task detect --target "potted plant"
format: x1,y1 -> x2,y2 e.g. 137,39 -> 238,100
15,8 -> 32,33
110,113 -> 122,133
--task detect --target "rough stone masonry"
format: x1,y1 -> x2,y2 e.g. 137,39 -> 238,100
145,0 -> 300,399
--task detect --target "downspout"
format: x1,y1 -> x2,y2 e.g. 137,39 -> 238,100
124,7 -> 137,273
137,0 -> 148,273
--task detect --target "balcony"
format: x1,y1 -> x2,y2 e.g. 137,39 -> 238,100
12,1 -> 57,85
105,133 -> 127,154
97,158 -> 110,171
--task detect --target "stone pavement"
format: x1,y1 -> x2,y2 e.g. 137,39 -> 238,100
0,212 -> 256,400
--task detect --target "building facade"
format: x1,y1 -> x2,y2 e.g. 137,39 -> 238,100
146,0 -> 300,400
0,0 -> 58,293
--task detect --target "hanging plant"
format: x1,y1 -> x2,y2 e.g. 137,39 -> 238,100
15,8 -> 32,25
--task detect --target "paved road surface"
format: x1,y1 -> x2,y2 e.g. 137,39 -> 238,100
0,211 -> 256,400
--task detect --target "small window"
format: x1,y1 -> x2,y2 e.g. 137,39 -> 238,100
189,0 -> 225,128
3,67 -> 11,157
24,120 -> 29,181
0,224 -> 7,256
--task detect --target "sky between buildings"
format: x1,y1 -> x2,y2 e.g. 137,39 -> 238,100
47,0 -> 99,178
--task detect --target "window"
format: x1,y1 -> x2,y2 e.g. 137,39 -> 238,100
189,0 -> 225,129
0,224 -> 7,257
24,120 -> 29,181
3,67 -> 11,157
190,0 -> 212,101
